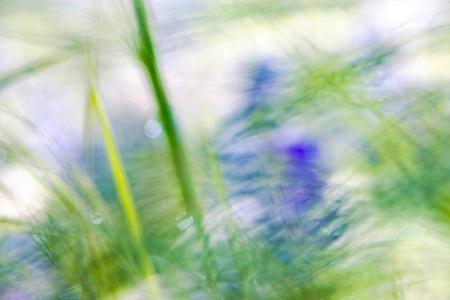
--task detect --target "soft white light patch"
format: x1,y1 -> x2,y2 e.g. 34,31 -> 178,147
0,166 -> 47,220
362,0 -> 439,36
144,120 -> 162,139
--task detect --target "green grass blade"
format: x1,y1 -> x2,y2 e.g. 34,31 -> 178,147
85,55 -> 161,299
131,2 -> 221,295
132,0 -> 198,217
0,50 -> 74,89
86,63 -> 141,243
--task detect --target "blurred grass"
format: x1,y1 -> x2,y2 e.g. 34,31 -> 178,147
0,0 -> 449,299
85,53 -> 161,298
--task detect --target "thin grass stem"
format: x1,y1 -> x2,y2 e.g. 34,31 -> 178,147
85,54 -> 161,300
131,1 -> 220,295
0,49 -> 76,89
131,0 -> 198,217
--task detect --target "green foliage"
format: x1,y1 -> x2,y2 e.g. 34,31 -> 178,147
0,0 -> 450,299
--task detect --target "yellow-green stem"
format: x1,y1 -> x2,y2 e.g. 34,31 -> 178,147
85,55 -> 161,299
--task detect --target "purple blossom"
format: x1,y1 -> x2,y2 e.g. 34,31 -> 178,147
280,139 -> 325,216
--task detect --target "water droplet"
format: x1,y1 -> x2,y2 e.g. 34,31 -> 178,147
0,149 -> 7,163
144,120 -> 162,139
89,212 -> 103,225
176,213 -> 194,231
59,284 -> 82,300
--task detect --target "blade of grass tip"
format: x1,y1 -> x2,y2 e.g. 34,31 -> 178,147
131,1 -> 220,295
84,54 -> 161,300
82,91 -> 96,176
0,48 -> 76,90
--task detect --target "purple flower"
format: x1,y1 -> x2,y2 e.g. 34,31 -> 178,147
278,138 -> 325,216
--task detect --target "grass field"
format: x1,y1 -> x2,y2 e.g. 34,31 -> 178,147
1,0 -> 450,299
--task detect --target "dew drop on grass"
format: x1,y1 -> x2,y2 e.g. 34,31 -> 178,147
144,120 -> 162,139
176,213 -> 194,231
0,149 -> 7,163
59,284 -> 82,300
89,212 -> 103,225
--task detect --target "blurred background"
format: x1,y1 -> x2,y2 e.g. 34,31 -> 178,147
1,0 -> 450,299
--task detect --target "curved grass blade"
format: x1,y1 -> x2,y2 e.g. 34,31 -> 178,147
0,49 -> 76,90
